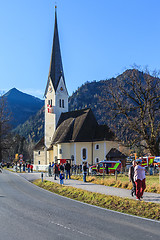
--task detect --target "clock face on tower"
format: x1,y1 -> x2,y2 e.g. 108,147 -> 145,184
60,87 -> 63,92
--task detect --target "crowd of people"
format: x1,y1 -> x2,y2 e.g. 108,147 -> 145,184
48,161 -> 88,184
129,160 -> 146,200
14,162 -> 34,173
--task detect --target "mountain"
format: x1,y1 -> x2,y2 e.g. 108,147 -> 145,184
10,70 -> 132,142
13,106 -> 44,143
11,69 -> 158,144
11,80 -> 108,143
11,76 -> 114,143
4,88 -> 44,128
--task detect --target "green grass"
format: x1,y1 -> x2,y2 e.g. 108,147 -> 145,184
33,179 -> 160,221
71,174 -> 160,193
145,175 -> 160,185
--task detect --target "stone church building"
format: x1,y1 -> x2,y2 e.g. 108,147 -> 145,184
33,7 -> 121,168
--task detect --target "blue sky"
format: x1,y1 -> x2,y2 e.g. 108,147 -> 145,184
1,0 -> 160,99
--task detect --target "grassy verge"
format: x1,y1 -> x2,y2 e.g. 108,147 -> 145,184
71,175 -> 160,193
33,179 -> 160,221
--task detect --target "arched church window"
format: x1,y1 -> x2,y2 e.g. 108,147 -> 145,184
62,99 -> 64,108
95,158 -> 99,163
59,149 -> 62,154
59,99 -> 61,107
95,144 -> 99,150
82,148 -> 87,160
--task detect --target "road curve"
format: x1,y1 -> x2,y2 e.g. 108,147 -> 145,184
0,171 -> 159,240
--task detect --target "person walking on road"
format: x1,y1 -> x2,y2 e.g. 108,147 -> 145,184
59,170 -> 65,185
27,163 -> 30,173
23,163 -> 25,172
65,161 -> 71,179
48,163 -> 52,177
0,162 -> 2,173
19,163 -> 22,173
59,163 -> 64,172
129,160 -> 136,197
134,160 -> 145,200
141,166 -> 146,198
30,164 -> 33,173
83,162 -> 88,182
53,163 -> 58,180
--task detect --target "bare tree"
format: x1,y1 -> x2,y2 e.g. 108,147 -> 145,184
0,94 -> 11,162
104,68 -> 160,156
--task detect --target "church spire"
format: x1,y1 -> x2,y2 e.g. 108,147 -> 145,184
48,6 -> 65,92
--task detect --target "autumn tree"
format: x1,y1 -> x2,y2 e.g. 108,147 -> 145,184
104,68 -> 160,156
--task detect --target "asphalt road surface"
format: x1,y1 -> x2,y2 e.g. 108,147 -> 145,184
0,171 -> 159,240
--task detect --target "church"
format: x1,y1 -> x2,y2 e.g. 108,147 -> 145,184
33,7 -> 121,168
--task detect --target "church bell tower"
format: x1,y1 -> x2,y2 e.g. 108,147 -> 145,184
44,6 -> 69,150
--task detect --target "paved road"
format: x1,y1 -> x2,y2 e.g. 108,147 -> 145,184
0,171 -> 160,240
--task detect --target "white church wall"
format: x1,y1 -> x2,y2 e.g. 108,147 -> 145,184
93,141 -> 105,163
57,143 -> 71,160
33,150 -> 45,165
75,142 -> 92,165
55,77 -> 68,126
53,145 -> 58,162
45,80 -> 56,148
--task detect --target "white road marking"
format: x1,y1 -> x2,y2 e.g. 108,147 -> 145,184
51,221 -> 93,238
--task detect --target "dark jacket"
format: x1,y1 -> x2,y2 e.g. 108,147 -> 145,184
83,164 -> 88,173
65,162 -> 71,171
60,165 -> 64,171
53,164 -> 59,174
129,165 -> 134,182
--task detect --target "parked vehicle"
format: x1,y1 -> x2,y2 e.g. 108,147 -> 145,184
139,156 -> 155,167
89,160 -> 122,175
153,157 -> 160,167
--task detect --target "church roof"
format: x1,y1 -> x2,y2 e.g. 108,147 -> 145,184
106,148 -> 127,159
33,137 -> 44,150
45,7 -> 66,95
50,108 -> 115,145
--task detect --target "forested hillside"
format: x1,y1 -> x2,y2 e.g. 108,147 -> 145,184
13,106 -> 44,143
12,68 -> 160,153
69,79 -> 112,125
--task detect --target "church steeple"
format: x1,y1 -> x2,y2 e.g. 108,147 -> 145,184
44,6 -> 68,151
46,6 -> 65,93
